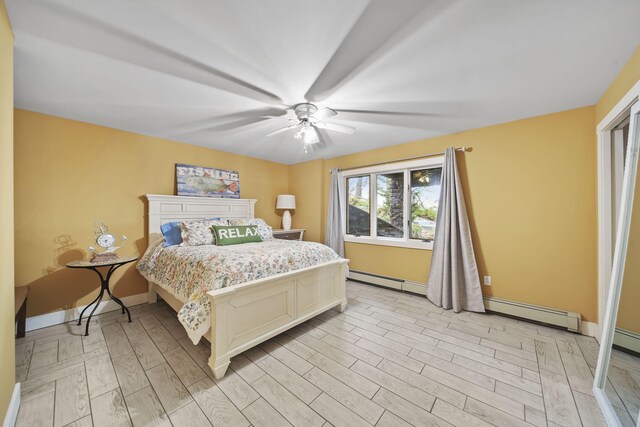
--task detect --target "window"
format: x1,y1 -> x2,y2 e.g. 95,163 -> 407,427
343,157 -> 442,250
376,172 -> 404,238
346,176 -> 370,236
410,168 -> 441,241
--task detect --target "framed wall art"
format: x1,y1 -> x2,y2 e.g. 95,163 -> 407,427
176,163 -> 240,198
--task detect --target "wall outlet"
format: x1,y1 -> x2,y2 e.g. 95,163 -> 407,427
483,276 -> 492,286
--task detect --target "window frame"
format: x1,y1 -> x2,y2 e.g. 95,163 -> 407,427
342,156 -> 443,250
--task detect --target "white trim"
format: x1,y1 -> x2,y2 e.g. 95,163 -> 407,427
343,157 -> 442,250
2,383 -> 20,427
597,80 -> 640,133
341,157 -> 443,177
402,280 -> 427,294
597,79 -> 640,341
345,235 -> 433,250
594,387 -> 626,427
25,292 -> 148,332
613,128 -> 626,236
581,321 -> 598,337
598,126 -> 613,341
594,100 -> 640,427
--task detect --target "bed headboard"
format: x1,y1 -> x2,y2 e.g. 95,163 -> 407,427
145,194 -> 257,243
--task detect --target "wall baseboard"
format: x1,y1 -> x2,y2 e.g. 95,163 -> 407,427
25,293 -> 148,332
348,270 -> 427,294
349,270 -> 402,290
402,280 -> 427,295
348,270 -> 598,336
2,383 -> 20,427
483,296 -> 582,333
581,321 -> 598,338
614,328 -> 640,354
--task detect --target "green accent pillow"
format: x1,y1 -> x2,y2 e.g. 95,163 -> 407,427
210,225 -> 263,246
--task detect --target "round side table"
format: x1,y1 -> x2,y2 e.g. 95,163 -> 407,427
67,255 -> 138,336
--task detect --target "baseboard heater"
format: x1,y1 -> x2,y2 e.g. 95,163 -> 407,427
348,270 -> 427,295
614,328 -> 640,354
348,270 -> 581,333
482,296 -> 581,333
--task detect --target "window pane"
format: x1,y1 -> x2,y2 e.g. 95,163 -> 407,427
410,168 -> 442,241
376,172 -> 404,238
346,176 -> 370,236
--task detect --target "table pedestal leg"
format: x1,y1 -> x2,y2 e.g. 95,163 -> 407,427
84,287 -> 105,336
106,287 -> 131,323
78,291 -> 103,326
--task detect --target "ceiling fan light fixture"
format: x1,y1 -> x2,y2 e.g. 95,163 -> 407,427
293,120 -> 319,145
266,102 -> 354,146
302,126 -> 319,144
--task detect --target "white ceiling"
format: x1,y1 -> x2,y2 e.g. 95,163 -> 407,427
7,0 -> 640,164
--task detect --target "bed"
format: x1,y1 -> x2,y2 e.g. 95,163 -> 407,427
140,194 -> 349,379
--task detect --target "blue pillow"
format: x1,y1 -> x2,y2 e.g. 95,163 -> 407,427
161,218 -> 221,247
160,222 -> 182,247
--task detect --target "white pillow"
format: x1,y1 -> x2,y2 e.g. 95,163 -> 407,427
228,218 -> 274,240
180,219 -> 229,246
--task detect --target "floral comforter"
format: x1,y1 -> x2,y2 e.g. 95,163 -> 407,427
137,239 -> 340,344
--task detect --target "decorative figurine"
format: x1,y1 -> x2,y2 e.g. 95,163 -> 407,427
88,221 -> 127,263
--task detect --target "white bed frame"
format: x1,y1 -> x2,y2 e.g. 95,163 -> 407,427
144,194 -> 348,379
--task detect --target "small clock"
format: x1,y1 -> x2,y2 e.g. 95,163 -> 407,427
89,221 -> 127,263
96,233 -> 117,249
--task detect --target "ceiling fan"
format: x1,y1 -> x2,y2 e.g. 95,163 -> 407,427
265,103 -> 355,145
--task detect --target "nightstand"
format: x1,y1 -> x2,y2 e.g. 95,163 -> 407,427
272,229 -> 305,241
67,256 -> 137,335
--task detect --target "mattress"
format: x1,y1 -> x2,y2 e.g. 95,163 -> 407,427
137,238 -> 340,343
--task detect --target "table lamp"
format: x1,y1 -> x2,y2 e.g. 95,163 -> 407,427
276,194 -> 296,230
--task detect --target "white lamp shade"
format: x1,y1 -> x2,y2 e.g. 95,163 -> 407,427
276,194 -> 296,210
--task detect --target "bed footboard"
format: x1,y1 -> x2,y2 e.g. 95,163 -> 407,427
207,259 -> 348,379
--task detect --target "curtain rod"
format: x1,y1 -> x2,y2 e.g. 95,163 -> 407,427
332,146 -> 469,173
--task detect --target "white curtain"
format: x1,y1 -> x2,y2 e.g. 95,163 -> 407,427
426,147 -> 485,312
325,168 -> 345,257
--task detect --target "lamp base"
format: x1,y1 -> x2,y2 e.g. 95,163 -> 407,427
282,210 -> 292,230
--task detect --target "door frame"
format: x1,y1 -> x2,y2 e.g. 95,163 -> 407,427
596,79 -> 640,341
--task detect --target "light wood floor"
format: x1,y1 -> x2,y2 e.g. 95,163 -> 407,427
13,281 -> 636,427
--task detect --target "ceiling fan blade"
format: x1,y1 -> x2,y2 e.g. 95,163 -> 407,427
261,108 -> 294,119
334,108 -> 438,117
333,107 -> 445,129
305,0 -> 452,102
29,2 -> 284,105
173,107 -> 288,135
311,107 -> 337,121
202,116 -> 269,132
316,122 -> 356,135
266,124 -> 299,137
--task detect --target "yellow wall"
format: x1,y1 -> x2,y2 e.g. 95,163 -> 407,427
596,46 -> 640,125
288,160 -> 325,243
596,45 -> 640,333
0,0 -> 14,420
296,107 -> 599,322
14,109 -> 290,317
